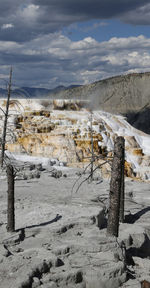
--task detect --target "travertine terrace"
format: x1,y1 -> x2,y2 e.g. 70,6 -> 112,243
0,98 -> 150,181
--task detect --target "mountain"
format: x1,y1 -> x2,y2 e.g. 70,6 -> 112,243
49,72 -> 150,134
0,85 -> 81,98
50,72 -> 150,113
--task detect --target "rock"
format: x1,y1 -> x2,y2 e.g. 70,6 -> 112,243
23,173 -> 28,180
40,282 -> 57,288
3,229 -> 25,245
29,164 -> 36,170
0,244 -> 11,257
34,171 -> 41,178
133,257 -> 150,271
36,163 -> 45,171
51,170 -> 62,178
90,209 -> 106,229
11,247 -> 24,253
27,172 -> 34,180
32,277 -> 41,288
85,263 -> 126,288
118,279 -> 141,288
49,159 -> 60,166
55,258 -> 64,267
50,160 -> 56,166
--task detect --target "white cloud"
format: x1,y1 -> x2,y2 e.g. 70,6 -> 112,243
0,0 -> 149,43
16,4 -> 40,27
1,23 -> 14,29
1,33 -> 150,87
20,4 -> 40,19
0,41 -> 21,51
71,37 -> 98,50
0,73 -> 9,79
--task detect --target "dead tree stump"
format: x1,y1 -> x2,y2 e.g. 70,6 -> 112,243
119,140 -> 125,223
7,164 -> 15,232
141,280 -> 150,288
107,136 -> 125,237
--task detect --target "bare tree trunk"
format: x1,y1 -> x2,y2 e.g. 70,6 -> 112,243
7,164 -> 15,232
107,136 -> 125,237
90,111 -> 94,181
119,143 -> 125,222
1,67 -> 12,167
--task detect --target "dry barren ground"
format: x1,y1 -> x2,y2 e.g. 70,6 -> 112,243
0,165 -> 150,288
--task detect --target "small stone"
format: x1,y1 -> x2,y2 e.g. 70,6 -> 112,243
11,266 -> 18,273
0,245 -> 9,257
29,164 -> 36,171
23,173 -> 28,180
41,282 -> 57,288
36,164 -> 45,171
13,247 -> 24,253
49,160 -> 55,166
32,277 -> 41,288
0,257 -> 4,263
51,170 -> 62,179
35,171 -> 41,178
27,173 -> 34,179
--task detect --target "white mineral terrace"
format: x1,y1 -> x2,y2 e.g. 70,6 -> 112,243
0,98 -> 150,181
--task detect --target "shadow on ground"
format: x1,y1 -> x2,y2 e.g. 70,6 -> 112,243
16,214 -> 62,232
125,207 -> 150,224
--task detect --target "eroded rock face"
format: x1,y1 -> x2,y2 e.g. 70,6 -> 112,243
0,99 -> 150,180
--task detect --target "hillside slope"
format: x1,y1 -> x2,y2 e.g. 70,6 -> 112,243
51,72 -> 150,113
51,72 -> 150,133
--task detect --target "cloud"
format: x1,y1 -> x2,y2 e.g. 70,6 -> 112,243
33,0 -> 149,19
0,0 -> 150,87
121,3 -> 150,25
0,33 -> 150,87
0,0 -> 149,43
0,41 -> 21,51
79,21 -> 109,33
1,23 -> 14,30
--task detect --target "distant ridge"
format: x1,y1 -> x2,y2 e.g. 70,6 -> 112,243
0,84 -> 81,98
0,72 -> 149,133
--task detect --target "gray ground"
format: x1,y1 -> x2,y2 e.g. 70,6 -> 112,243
0,164 -> 150,288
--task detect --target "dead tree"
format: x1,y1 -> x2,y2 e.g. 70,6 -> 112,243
107,136 -> 125,237
119,141 -> 125,223
90,111 -> 94,181
7,164 -> 15,232
1,67 -> 12,167
141,280 -> 150,288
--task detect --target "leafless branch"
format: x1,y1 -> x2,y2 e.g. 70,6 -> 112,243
0,107 -> 6,115
72,159 -> 112,194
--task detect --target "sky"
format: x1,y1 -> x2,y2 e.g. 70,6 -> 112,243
1,0 -> 150,88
